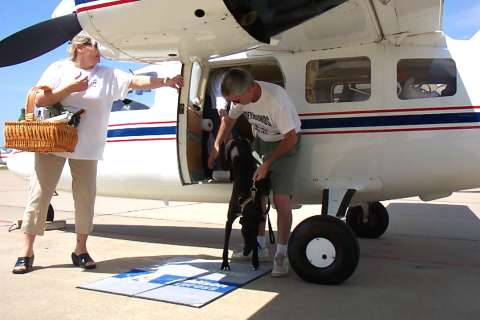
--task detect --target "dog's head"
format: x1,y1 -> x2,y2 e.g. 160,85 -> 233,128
225,138 -> 257,178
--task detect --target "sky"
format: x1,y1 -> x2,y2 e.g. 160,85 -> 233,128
1,0 -> 480,145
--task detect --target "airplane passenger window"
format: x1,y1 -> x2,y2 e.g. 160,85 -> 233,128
111,72 -> 157,112
306,57 -> 371,104
397,59 -> 457,100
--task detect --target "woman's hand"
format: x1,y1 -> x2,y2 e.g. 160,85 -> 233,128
68,74 -> 89,93
165,75 -> 184,89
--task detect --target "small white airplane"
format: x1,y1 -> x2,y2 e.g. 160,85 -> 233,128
2,0 -> 480,285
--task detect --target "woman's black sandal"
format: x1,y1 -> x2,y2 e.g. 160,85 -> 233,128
12,255 -> 34,274
71,252 -> 96,269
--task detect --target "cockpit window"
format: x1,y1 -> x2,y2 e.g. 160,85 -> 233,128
397,59 -> 457,100
111,72 -> 157,112
305,57 -> 371,104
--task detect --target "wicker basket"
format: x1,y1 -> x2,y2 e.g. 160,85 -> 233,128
4,86 -> 78,152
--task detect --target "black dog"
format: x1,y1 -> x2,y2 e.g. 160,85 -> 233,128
221,138 -> 270,271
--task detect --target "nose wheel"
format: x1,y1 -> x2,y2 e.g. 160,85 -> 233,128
288,215 -> 359,285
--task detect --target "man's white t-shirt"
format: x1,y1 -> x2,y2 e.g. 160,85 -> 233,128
228,81 -> 301,142
37,60 -> 132,160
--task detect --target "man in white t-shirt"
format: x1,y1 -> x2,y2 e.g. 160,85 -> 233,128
208,68 -> 302,277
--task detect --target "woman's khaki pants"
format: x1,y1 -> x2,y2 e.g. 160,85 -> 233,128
21,153 -> 97,236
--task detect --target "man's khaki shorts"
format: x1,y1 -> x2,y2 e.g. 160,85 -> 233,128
252,134 -> 301,196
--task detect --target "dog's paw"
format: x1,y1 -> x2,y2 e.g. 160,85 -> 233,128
221,261 -> 231,271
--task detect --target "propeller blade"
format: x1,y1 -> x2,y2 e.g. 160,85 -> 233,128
0,13 -> 82,67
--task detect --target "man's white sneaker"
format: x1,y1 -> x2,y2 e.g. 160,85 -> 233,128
231,247 -> 271,262
271,253 -> 289,277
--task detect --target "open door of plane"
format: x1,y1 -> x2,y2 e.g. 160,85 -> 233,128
176,57 -> 286,185
176,60 -> 209,184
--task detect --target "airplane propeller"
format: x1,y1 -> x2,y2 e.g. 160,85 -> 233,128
0,13 -> 82,67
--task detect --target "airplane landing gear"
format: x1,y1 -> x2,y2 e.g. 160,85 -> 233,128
288,215 -> 359,285
346,201 -> 389,238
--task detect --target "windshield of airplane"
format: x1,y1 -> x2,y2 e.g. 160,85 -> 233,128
111,72 -> 157,112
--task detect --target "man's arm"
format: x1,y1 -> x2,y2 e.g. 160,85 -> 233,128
129,75 -> 183,90
208,115 -> 237,169
253,129 -> 298,180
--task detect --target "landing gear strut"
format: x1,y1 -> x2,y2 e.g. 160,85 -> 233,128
346,201 -> 389,238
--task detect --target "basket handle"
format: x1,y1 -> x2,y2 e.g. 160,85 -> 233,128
25,85 -> 53,121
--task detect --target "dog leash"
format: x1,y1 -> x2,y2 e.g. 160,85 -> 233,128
265,197 -> 275,244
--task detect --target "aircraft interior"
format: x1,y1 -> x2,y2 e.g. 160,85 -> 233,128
187,59 -> 285,183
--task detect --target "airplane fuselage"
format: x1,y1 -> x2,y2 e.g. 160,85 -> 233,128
8,35 -> 480,206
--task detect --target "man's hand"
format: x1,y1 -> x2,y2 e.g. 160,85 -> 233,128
253,161 -> 271,181
208,145 -> 220,169
68,74 -> 89,93
218,108 -> 228,118
165,75 -> 184,89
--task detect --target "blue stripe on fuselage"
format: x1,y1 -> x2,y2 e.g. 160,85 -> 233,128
75,0 -> 98,5
301,112 -> 480,130
107,126 -> 176,138
105,112 -> 480,138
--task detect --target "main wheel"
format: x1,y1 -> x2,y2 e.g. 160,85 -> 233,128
288,215 -> 359,285
346,202 -> 389,239
46,204 -> 54,222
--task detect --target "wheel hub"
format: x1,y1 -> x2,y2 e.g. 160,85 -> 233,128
305,237 -> 336,268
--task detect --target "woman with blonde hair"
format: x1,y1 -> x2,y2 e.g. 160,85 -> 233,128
12,33 -> 183,273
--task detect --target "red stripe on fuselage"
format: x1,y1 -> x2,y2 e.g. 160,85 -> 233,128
107,137 -> 176,143
76,0 -> 139,13
302,125 -> 480,135
299,105 -> 480,117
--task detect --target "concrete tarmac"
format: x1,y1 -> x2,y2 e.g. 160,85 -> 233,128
1,168 -> 480,320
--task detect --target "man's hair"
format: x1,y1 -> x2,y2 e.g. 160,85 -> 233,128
221,68 -> 254,97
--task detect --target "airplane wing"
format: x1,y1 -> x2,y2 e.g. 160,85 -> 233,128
0,0 -> 444,66
75,0 -> 443,62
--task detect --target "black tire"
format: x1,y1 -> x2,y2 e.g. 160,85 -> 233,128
346,202 -> 389,239
288,215 -> 360,285
46,204 -> 54,222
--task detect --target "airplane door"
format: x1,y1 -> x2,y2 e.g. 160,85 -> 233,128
177,60 -> 208,184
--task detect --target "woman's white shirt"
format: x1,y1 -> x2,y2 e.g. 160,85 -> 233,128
37,60 -> 132,160
228,81 -> 301,142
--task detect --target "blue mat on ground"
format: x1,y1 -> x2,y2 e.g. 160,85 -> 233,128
78,257 -> 271,307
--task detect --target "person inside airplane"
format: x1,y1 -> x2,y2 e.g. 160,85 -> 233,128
397,59 -> 457,100
208,68 -> 302,277
12,33 -> 183,274
202,69 -> 229,178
